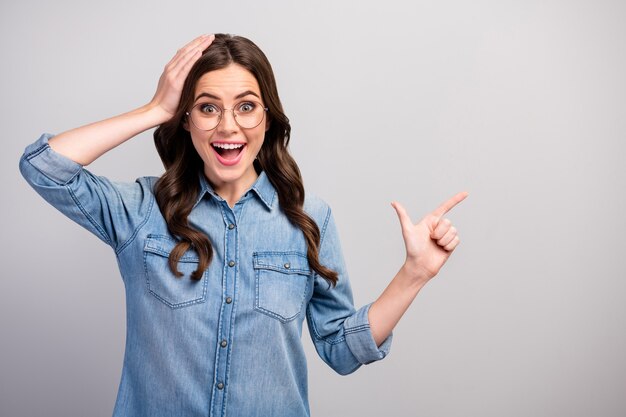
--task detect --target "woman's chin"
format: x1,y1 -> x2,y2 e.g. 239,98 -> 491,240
204,162 -> 258,193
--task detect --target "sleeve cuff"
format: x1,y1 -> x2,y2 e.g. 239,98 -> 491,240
344,303 -> 392,365
22,133 -> 82,185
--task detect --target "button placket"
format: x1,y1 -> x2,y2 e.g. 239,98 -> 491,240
212,205 -> 240,414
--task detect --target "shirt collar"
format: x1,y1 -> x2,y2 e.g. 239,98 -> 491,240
249,171 -> 277,210
195,170 -> 276,211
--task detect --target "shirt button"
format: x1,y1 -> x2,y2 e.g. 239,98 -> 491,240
228,223 -> 235,230
228,260 -> 236,267
225,297 -> 232,304
284,263 -> 290,269
217,382 -> 224,390
220,340 -> 228,348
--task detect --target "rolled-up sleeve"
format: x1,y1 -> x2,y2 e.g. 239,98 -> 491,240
306,206 -> 392,375
19,133 -> 154,252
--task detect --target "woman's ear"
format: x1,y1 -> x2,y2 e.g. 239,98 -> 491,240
265,118 -> 270,132
183,117 -> 190,132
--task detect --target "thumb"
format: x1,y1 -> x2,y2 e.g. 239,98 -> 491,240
391,201 -> 414,232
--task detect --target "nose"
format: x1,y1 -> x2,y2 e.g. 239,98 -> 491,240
217,108 -> 239,133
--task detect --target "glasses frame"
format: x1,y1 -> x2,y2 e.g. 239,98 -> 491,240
185,100 -> 269,131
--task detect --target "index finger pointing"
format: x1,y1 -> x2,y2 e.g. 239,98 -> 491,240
432,191 -> 469,219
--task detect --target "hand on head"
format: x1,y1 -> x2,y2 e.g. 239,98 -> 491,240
149,34 -> 215,119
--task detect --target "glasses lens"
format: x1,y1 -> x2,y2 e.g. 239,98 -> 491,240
234,101 -> 265,129
190,101 -> 266,130
190,103 -> 221,131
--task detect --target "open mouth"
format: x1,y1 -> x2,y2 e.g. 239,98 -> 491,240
211,142 -> 246,166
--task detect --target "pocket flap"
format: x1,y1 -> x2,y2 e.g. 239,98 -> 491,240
253,251 -> 310,274
144,234 -> 199,262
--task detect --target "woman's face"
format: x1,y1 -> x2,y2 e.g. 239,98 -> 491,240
185,63 -> 268,195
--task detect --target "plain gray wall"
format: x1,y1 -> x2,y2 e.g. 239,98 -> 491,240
2,0 -> 625,416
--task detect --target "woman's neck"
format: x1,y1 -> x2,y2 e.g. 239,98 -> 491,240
206,169 -> 259,208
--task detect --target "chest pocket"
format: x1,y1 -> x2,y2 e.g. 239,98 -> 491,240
143,234 -> 208,309
253,251 -> 311,323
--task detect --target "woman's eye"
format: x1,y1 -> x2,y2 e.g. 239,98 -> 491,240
199,104 -> 219,114
238,102 -> 256,113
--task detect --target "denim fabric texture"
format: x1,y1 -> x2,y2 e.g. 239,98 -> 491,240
19,133 -> 392,417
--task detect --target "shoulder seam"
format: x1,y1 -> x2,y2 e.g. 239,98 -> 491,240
318,205 -> 332,248
67,185 -> 112,246
116,177 -> 156,255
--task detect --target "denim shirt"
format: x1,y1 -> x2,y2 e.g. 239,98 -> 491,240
19,133 -> 392,417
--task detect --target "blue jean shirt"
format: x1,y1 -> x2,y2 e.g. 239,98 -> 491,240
19,133 -> 392,417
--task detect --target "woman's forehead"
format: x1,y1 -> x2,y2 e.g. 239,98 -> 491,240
194,63 -> 261,101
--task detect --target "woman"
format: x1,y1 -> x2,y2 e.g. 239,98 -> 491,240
20,33 -> 467,417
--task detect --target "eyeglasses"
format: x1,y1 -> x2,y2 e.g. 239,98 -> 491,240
185,100 -> 268,131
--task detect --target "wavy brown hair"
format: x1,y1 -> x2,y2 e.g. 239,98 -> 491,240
153,34 -> 338,286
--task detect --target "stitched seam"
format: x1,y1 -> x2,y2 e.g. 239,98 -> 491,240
254,258 -> 308,323
255,305 -> 300,323
253,265 -> 310,274
268,189 -> 276,208
116,179 -> 156,255
306,306 -> 346,345
344,324 -> 370,335
24,146 -> 81,185
221,207 -> 241,415
253,251 -> 310,274
319,206 -> 332,247
67,185 -> 112,246
306,207 -> 347,345
24,143 -> 49,159
191,189 -> 206,210
143,242 -> 207,309
212,202 -> 230,414
311,205 -> 333,287
254,188 -> 271,210
254,251 -> 308,256
143,234 -> 201,261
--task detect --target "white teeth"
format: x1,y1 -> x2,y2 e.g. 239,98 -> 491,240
212,143 -> 244,150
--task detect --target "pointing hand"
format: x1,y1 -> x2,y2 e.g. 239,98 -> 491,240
391,191 -> 469,282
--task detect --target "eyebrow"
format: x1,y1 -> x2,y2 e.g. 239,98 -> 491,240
194,90 -> 261,102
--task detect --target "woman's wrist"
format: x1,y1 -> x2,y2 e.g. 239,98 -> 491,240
400,260 -> 433,288
136,102 -> 174,126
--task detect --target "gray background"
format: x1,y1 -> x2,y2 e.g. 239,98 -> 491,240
2,0 -> 625,416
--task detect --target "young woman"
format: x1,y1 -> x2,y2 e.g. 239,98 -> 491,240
20,33 -> 467,417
